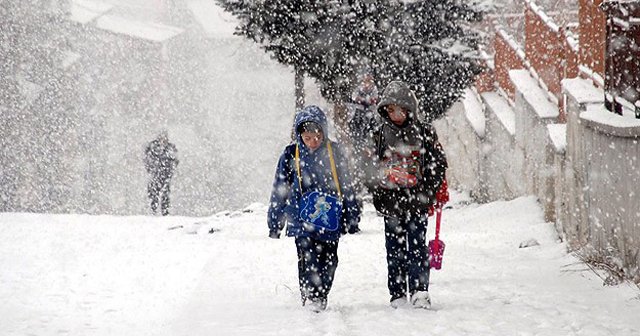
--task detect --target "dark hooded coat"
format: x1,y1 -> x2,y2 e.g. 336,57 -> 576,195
144,136 -> 178,181
368,81 -> 447,218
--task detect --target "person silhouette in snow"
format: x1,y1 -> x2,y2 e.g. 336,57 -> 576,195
367,81 -> 448,309
268,105 -> 361,312
349,70 -> 380,168
143,131 -> 179,216
346,70 -> 380,232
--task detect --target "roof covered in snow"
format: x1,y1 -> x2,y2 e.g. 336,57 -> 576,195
96,15 -> 184,42
69,0 -> 113,24
187,0 -> 238,39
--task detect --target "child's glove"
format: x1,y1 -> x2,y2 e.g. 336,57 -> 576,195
428,179 -> 449,217
435,178 -> 449,205
348,225 -> 361,234
427,205 -> 436,217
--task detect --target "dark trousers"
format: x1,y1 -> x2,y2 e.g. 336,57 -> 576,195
295,236 -> 339,305
384,214 -> 430,300
148,176 -> 171,216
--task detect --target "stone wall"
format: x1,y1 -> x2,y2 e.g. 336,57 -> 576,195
435,95 -> 485,201
439,73 -> 640,281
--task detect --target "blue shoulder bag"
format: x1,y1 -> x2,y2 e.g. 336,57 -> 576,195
295,143 -> 343,232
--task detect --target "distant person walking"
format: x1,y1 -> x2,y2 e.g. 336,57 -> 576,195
348,69 -> 380,157
346,70 -> 380,233
144,131 -> 179,216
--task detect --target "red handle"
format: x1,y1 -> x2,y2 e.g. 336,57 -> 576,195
434,204 -> 442,241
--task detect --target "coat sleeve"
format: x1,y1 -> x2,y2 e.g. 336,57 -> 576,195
267,147 -> 295,237
360,125 -> 382,191
422,125 -> 448,203
333,143 -> 361,232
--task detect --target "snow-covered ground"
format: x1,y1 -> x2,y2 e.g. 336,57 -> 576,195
2,192 -> 639,336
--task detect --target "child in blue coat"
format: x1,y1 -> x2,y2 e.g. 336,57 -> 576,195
268,105 -> 361,312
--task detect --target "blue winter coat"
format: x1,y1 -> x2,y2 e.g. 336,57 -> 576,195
268,105 -> 360,241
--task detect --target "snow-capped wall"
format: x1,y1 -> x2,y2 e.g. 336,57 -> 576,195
440,74 -> 640,282
481,91 -> 525,201
434,100 -> 485,201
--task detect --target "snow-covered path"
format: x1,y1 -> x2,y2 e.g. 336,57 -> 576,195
2,193 -> 639,336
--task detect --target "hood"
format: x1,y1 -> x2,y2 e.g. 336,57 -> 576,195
376,81 -> 421,125
293,105 -> 329,146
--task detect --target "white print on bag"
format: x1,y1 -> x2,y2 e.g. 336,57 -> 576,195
309,195 -> 331,225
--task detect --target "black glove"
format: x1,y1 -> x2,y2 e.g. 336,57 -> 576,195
348,226 -> 361,234
269,231 -> 281,239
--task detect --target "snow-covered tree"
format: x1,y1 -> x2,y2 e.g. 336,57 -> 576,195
218,0 -> 483,121
376,0 -> 484,120
217,0 -> 336,110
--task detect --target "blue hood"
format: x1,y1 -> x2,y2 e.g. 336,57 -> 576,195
294,105 -> 328,146
268,105 -> 361,241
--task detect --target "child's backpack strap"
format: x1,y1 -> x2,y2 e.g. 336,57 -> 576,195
295,143 -> 342,198
326,142 -> 342,198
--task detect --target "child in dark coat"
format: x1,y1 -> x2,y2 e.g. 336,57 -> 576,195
368,81 -> 448,309
268,105 -> 361,312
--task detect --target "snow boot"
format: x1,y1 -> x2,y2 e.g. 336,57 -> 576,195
410,291 -> 431,309
304,298 -> 327,313
390,294 -> 408,309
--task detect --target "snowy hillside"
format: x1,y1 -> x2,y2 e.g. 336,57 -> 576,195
2,193 -> 639,336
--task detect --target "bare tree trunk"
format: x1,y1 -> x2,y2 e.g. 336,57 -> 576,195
332,101 -> 349,143
294,66 -> 305,111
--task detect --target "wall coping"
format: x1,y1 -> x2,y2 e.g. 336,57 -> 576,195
462,88 -> 486,138
481,92 -> 516,136
562,77 -> 604,106
526,0 -> 560,33
509,69 -> 559,119
581,105 -> 640,138
547,124 -> 567,154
